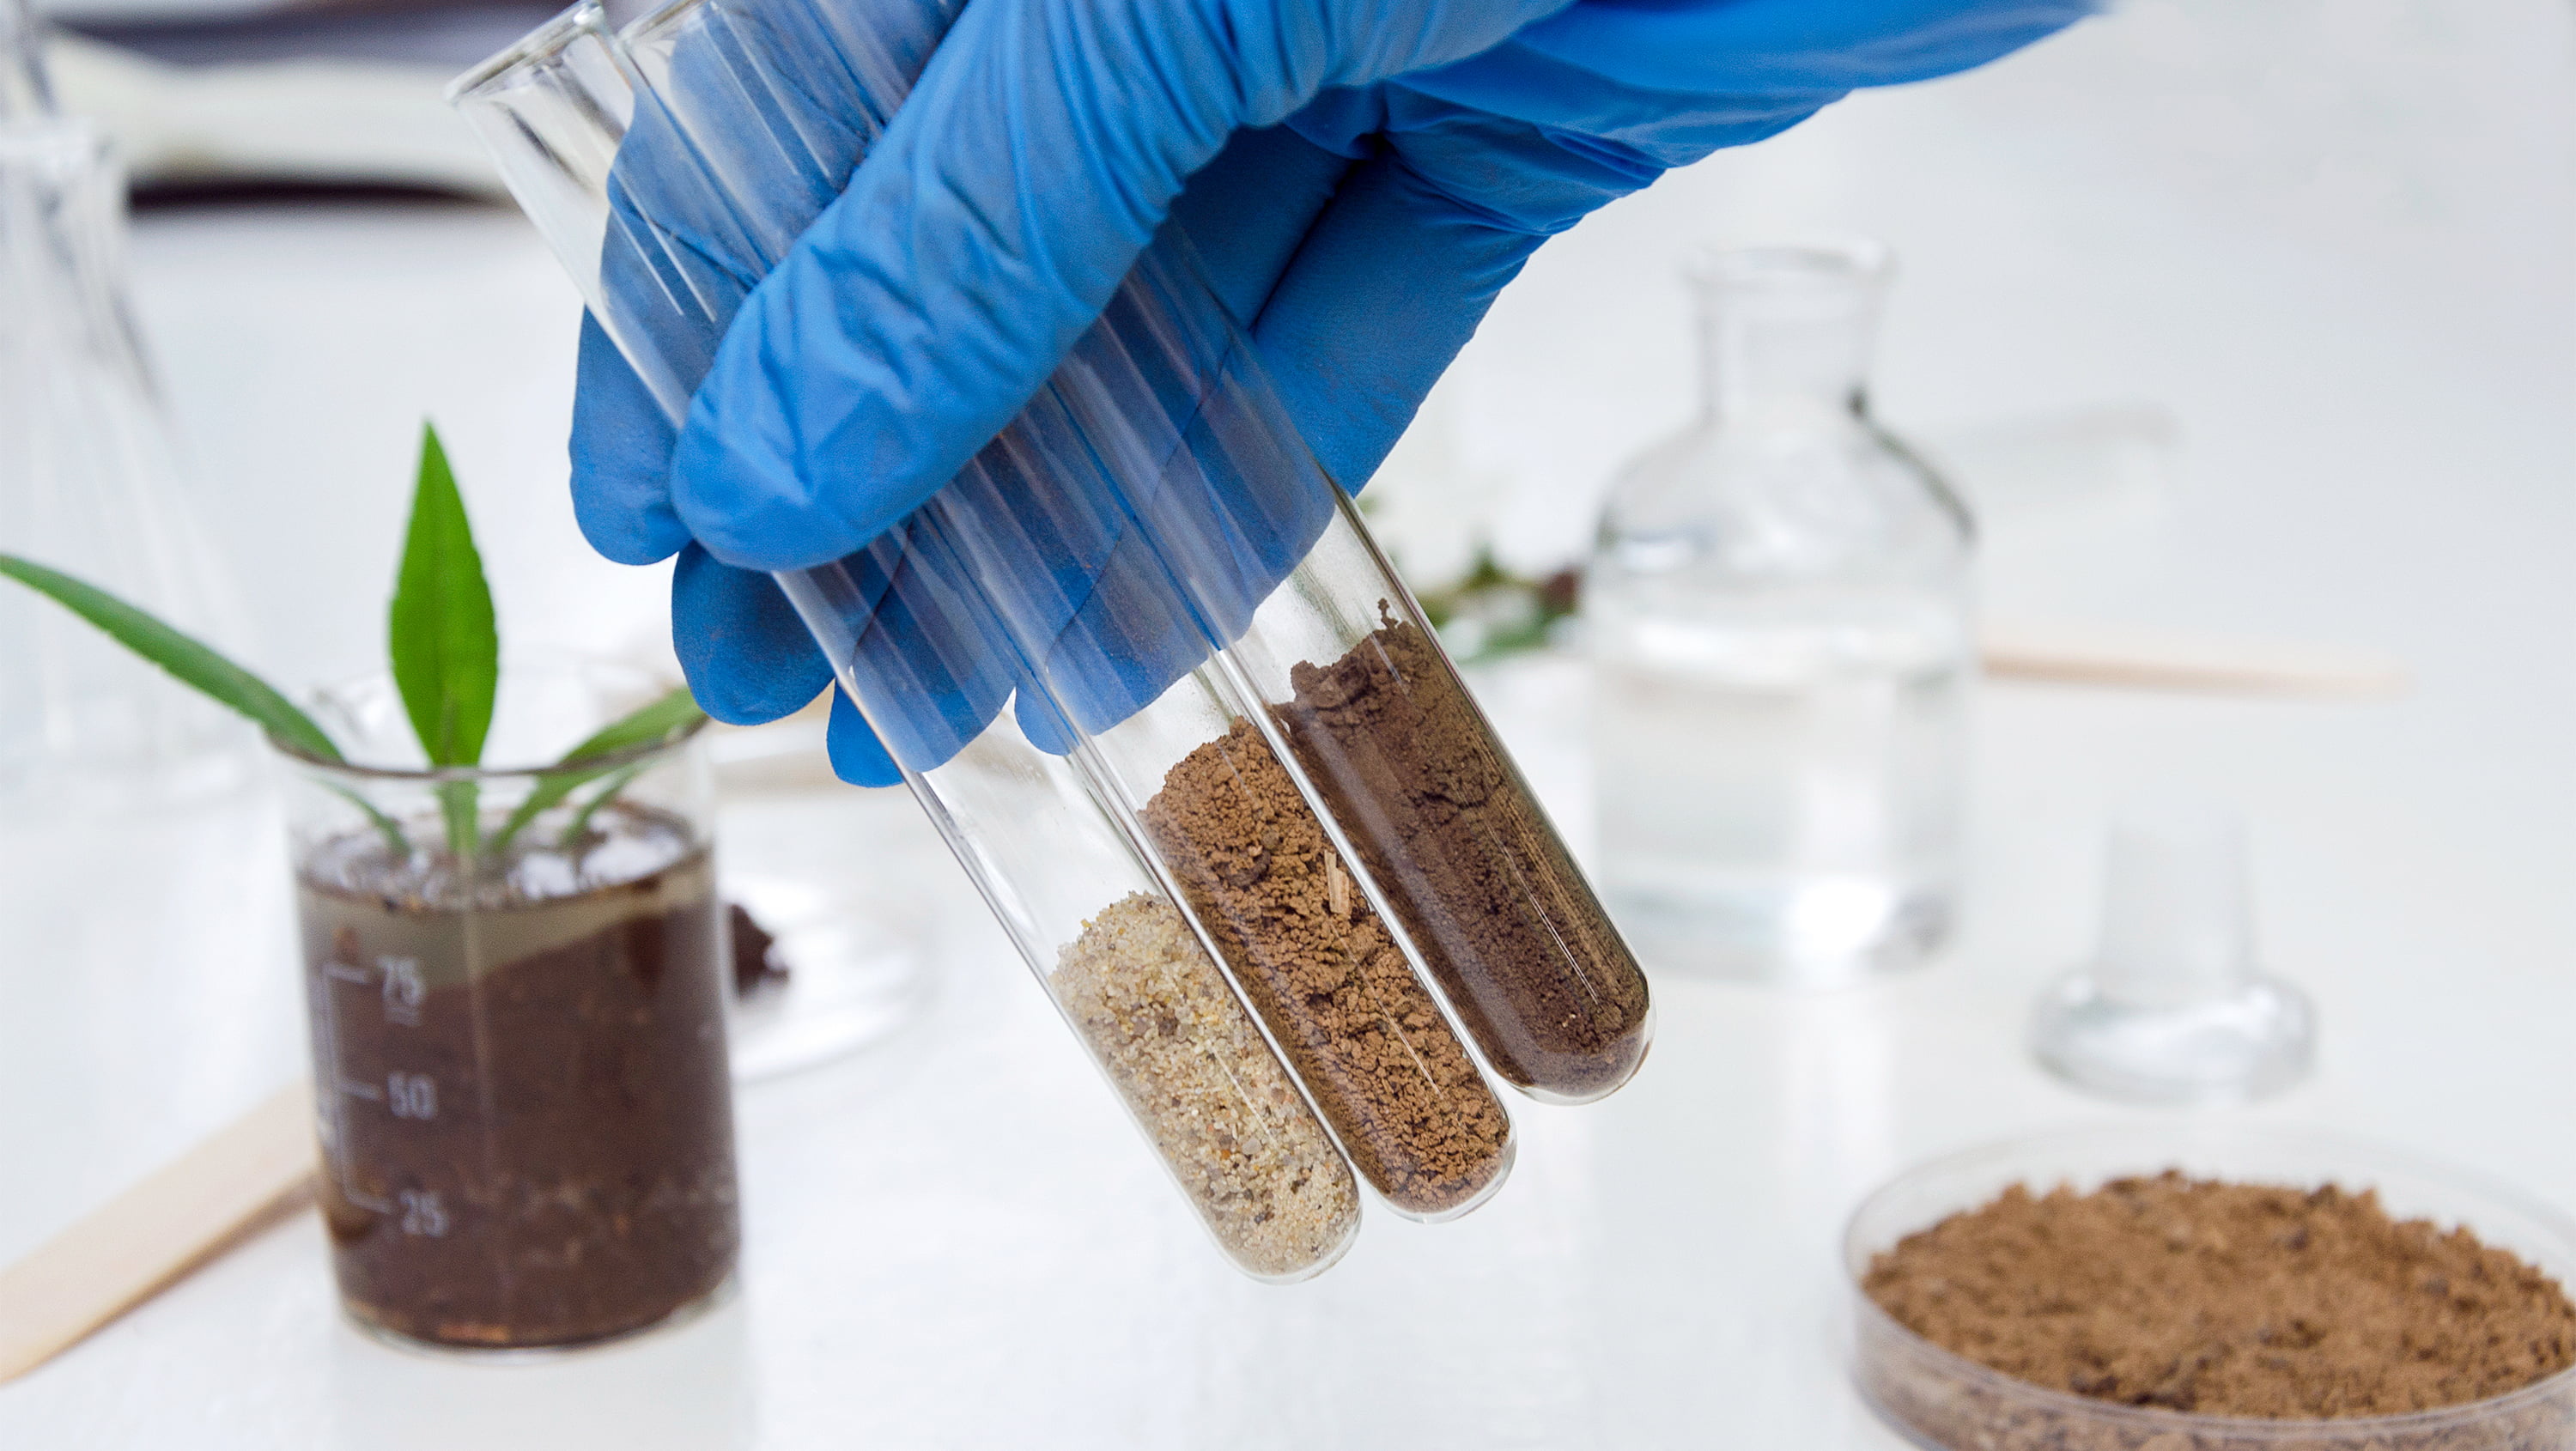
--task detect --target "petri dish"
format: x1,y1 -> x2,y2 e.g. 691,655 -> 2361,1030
1844,1124 -> 2576,1451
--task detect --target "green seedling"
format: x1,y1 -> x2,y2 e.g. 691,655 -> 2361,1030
1411,544 -> 1583,665
0,422 -> 705,862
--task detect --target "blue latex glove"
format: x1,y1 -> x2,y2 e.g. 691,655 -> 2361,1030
574,0 -> 2091,786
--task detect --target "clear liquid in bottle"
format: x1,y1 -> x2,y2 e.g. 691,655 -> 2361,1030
1587,242 -> 1972,987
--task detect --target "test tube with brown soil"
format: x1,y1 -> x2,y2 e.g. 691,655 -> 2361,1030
1188,507 -> 1652,1104
1266,602 -> 1652,1103
1128,712 -> 1515,1218
281,691 -> 740,1352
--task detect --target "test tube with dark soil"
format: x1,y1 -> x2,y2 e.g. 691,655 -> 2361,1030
1267,600 -> 1653,1103
1195,507 -> 1653,1105
282,702 -> 739,1352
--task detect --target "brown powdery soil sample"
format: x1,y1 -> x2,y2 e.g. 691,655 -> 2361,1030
1142,717 -> 1511,1215
1052,893 -> 1360,1277
298,809 -> 738,1350
1272,611 -> 1650,1101
1864,1173 -> 2576,1420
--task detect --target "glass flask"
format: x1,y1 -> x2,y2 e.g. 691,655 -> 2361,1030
1588,241 -> 1973,987
2029,802 -> 2313,1104
0,112 -> 254,810
283,659 -> 740,1352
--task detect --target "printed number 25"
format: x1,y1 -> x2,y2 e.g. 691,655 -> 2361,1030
397,1189 -> 449,1237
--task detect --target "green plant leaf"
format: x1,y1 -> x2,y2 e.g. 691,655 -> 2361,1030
482,685 -> 706,859
388,423 -> 498,770
327,783 -> 413,859
558,684 -> 704,764
436,780 -> 481,864
557,762 -> 647,850
483,761 -> 613,860
0,552 -> 342,762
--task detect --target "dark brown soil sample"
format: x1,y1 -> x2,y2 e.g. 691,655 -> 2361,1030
1141,718 -> 1510,1216
728,902 -> 788,995
297,806 -> 738,1350
1864,1172 -> 2576,1419
1272,610 -> 1649,1101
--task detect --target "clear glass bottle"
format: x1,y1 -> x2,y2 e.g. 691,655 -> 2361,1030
1588,241 -> 1973,987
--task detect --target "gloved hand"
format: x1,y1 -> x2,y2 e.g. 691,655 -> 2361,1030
573,0 -> 2091,786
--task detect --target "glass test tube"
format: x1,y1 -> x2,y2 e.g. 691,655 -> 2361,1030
1052,247 -> 1656,1104
453,3 -> 1364,1278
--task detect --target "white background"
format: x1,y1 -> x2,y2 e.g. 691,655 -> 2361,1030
3,0 -> 2573,1444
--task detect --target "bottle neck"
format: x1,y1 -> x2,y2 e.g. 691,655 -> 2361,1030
1692,245 -> 1886,428
1,0 -> 54,121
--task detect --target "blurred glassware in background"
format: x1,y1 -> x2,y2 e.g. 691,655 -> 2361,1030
4,0 -> 51,114
703,711 -> 933,1084
1,18 -> 255,811
1587,241 -> 1973,987
5,0 -> 513,200
2030,801 -> 2315,1104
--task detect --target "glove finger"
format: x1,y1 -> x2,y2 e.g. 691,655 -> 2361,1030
672,535 -> 1010,780
670,544 -> 835,724
1163,124 -> 1351,329
1509,0 -> 2096,97
1395,0 -> 2089,154
575,0 -> 899,563
571,312 -> 693,566
1242,131 -> 1558,494
824,686 -> 903,786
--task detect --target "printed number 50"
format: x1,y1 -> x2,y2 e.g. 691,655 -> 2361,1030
388,1072 -> 436,1120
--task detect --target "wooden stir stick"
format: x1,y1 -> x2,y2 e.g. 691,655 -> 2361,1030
0,1080 -> 316,1383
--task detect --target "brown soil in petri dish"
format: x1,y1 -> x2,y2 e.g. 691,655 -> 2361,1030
1272,610 -> 1650,1101
1054,893 -> 1360,1277
297,804 -> 738,1351
1142,719 -> 1510,1217
1863,1173 -> 2576,1421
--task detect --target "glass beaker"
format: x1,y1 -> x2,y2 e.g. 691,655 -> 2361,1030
282,659 -> 740,1351
1589,242 -> 1975,987
0,115 -> 253,811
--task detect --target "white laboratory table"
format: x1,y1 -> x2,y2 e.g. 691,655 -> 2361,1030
4,2 -> 2573,1445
